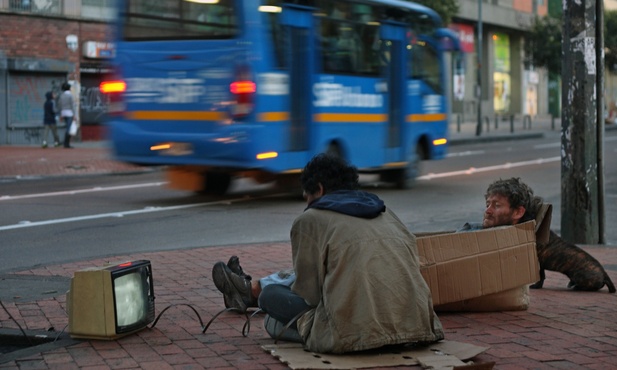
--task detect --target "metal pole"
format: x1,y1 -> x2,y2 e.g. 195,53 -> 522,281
475,0 -> 483,136
596,0 -> 605,244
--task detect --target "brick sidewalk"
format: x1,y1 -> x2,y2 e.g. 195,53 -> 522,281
0,146 -> 153,179
1,241 -> 616,369
1,122 -> 617,368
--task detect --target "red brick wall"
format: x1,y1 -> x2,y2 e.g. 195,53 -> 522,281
0,13 -> 109,76
1,14 -> 112,140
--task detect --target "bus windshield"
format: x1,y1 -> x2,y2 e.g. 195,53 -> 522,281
121,0 -> 239,40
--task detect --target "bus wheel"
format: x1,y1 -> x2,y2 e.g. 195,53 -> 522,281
200,172 -> 232,195
382,146 -> 422,189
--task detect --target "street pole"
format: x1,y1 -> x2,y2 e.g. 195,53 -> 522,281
596,0 -> 606,244
475,0 -> 483,136
561,0 -> 602,244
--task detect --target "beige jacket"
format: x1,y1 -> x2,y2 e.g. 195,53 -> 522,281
292,207 -> 444,354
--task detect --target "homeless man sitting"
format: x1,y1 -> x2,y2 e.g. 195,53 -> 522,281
212,153 -> 444,354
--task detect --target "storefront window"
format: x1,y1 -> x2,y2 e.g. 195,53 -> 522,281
82,0 -> 115,21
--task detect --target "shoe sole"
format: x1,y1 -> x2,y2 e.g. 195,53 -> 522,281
212,262 -> 248,312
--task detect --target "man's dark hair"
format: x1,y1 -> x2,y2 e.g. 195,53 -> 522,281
301,153 -> 359,194
62,82 -> 70,91
485,177 -> 543,222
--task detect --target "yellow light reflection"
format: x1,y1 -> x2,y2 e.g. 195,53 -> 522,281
185,0 -> 218,4
256,152 -> 278,160
151,144 -> 172,151
258,5 -> 282,13
433,138 -> 448,146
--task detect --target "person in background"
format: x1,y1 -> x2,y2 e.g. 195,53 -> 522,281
213,153 -> 444,353
42,91 -> 60,148
212,177 -> 542,318
58,82 -> 75,148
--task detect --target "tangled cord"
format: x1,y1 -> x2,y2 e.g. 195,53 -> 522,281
150,303 -> 263,337
202,307 -> 263,336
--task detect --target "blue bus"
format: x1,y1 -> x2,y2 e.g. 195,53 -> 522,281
102,0 -> 462,194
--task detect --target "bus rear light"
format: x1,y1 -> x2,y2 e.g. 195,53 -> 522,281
100,79 -> 126,116
230,81 -> 256,94
230,80 -> 255,118
230,64 -> 255,119
100,80 -> 127,94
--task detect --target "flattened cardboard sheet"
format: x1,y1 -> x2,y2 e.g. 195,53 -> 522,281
262,340 -> 488,370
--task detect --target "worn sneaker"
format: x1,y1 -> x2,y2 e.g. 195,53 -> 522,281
264,314 -> 303,343
212,261 -> 256,312
227,255 -> 252,281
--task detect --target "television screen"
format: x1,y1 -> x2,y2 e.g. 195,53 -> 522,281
67,260 -> 155,340
112,261 -> 155,334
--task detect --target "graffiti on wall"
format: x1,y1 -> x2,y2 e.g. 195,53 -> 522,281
9,74 -> 64,127
80,82 -> 109,124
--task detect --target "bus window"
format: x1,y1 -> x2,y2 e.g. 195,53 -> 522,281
123,0 -> 238,40
409,39 -> 442,94
318,1 -> 379,75
261,0 -> 288,69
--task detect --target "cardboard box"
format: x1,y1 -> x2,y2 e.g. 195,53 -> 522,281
416,221 -> 540,306
434,285 -> 530,312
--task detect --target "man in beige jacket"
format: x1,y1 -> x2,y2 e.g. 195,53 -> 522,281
213,153 -> 443,353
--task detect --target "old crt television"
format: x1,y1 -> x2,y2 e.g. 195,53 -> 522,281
67,260 -> 155,340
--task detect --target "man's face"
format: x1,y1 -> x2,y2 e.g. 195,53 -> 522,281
483,194 -> 519,228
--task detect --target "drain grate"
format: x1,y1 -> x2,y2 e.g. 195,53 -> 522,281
0,329 -> 79,364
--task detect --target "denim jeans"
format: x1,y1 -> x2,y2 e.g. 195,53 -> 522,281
258,284 -> 310,329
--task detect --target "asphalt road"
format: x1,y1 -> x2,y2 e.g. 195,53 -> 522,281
1,130 -> 615,279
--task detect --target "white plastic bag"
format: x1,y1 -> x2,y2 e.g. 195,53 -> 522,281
69,119 -> 79,136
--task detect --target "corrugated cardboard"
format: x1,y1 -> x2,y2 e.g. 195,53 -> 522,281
417,221 -> 540,306
434,285 -> 530,312
262,340 -> 489,369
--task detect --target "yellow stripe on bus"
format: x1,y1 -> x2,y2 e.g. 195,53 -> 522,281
126,111 -> 446,123
384,162 -> 408,168
258,112 -> 290,122
407,113 -> 447,122
314,113 -> 388,123
126,111 -> 227,121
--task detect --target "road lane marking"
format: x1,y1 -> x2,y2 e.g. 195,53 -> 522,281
534,143 -> 560,149
446,150 -> 485,157
0,156 -> 562,230
0,182 -> 166,201
0,197 -> 255,231
418,156 -> 560,180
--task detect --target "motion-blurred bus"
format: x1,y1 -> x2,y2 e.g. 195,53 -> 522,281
101,0 -> 462,194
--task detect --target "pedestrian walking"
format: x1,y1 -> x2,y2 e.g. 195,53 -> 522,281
58,82 -> 76,148
42,91 -> 60,148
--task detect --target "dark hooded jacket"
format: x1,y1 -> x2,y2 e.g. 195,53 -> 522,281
43,92 -> 56,125
291,190 -> 444,353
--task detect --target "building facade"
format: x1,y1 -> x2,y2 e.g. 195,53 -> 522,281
0,0 -> 114,144
449,0 -> 551,127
